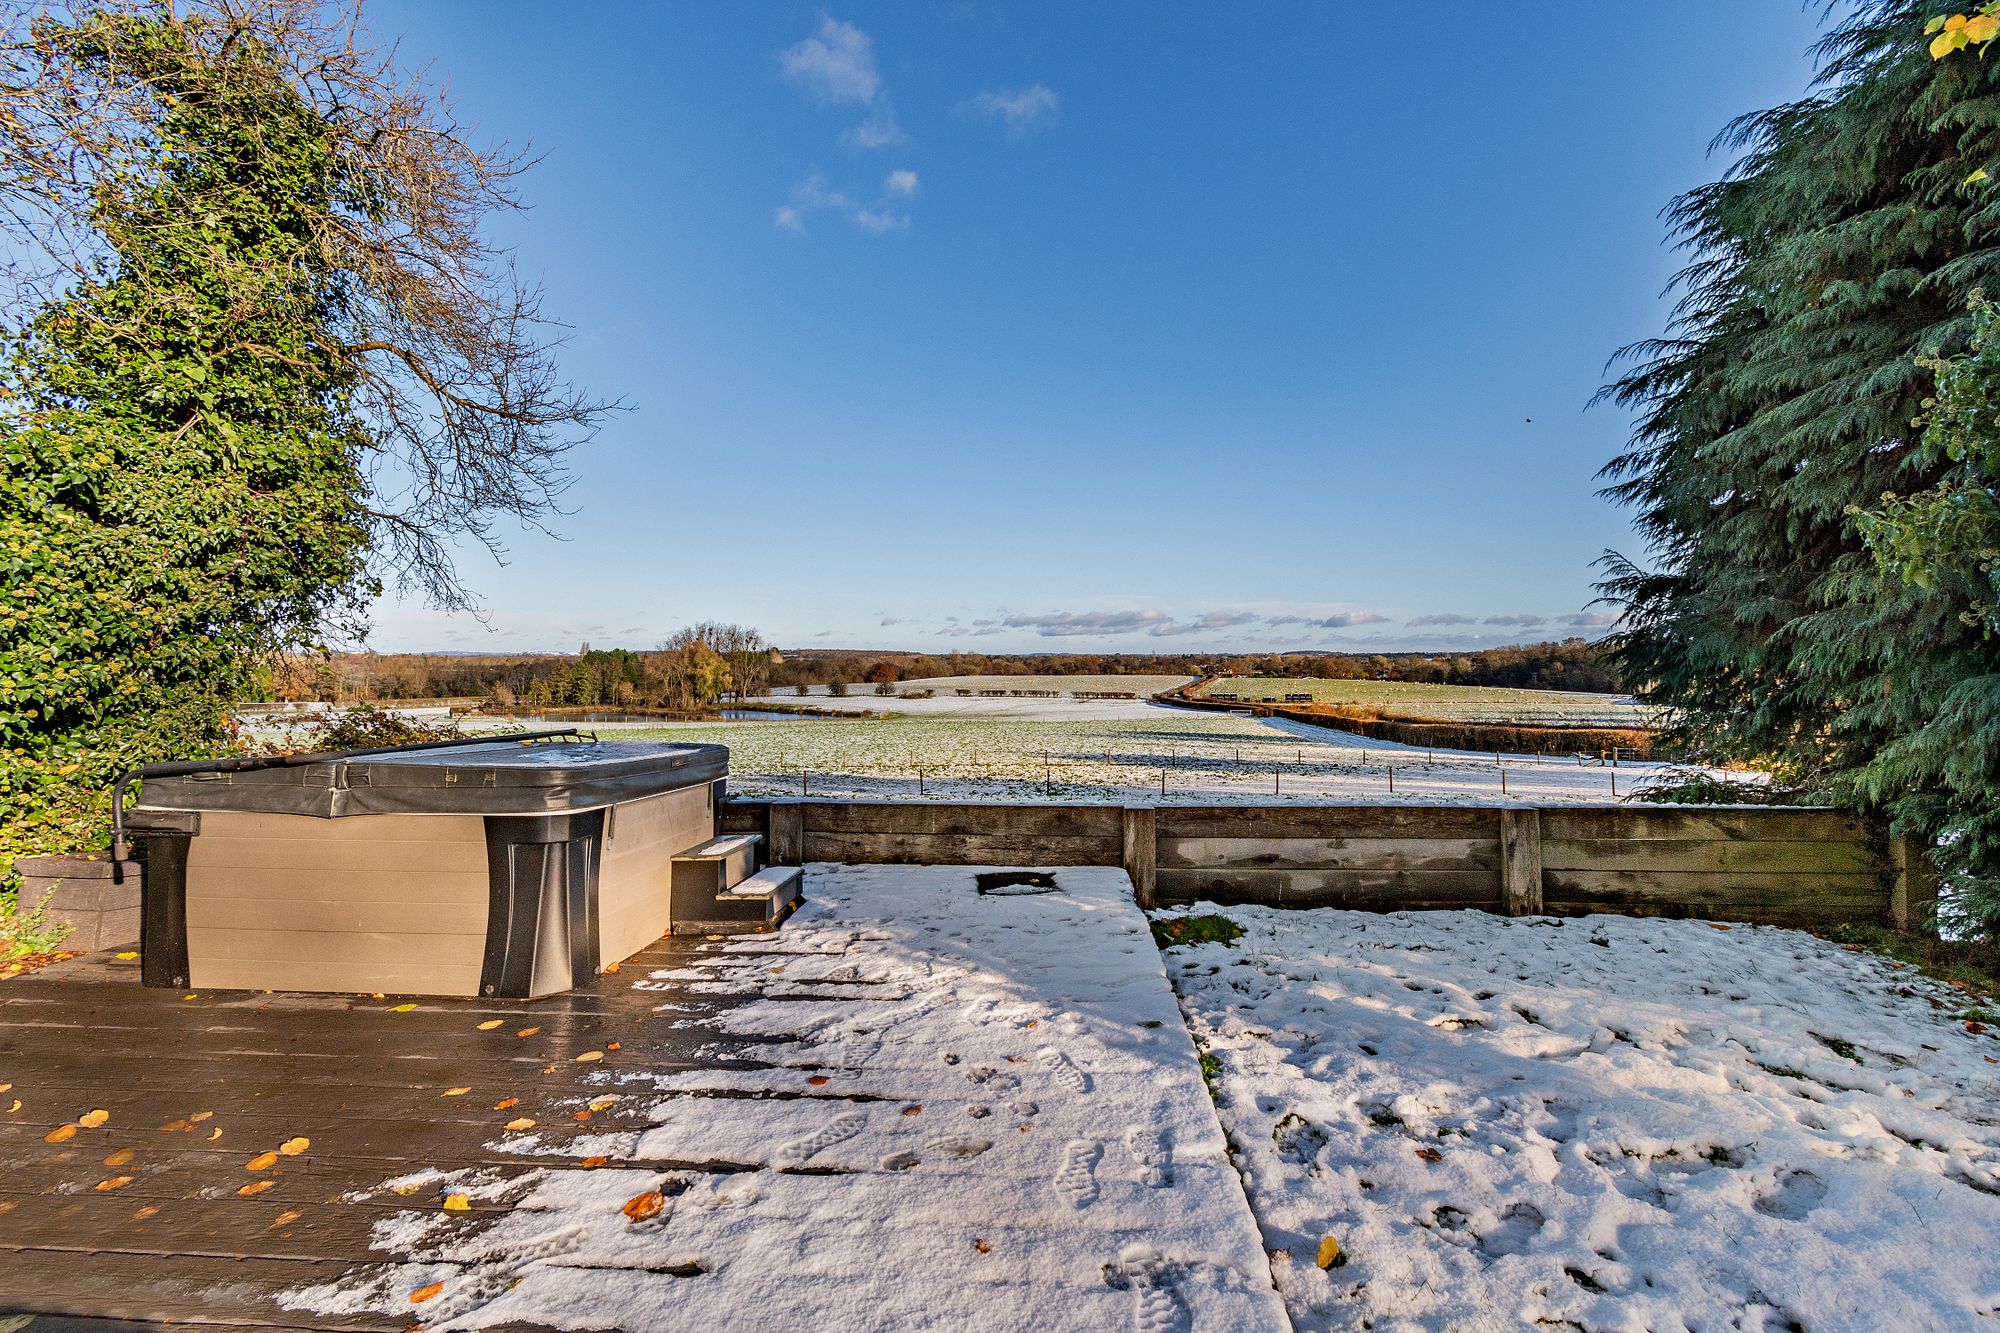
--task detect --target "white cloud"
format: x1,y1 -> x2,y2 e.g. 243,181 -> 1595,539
842,100 -> 908,149
967,84 -> 1060,137
776,170 -> 909,235
1408,613 -> 1479,626
780,16 -> 880,104
852,206 -> 908,233
1484,613 -> 1549,627
885,169 -> 919,196
1557,611 -> 1619,627
773,204 -> 805,232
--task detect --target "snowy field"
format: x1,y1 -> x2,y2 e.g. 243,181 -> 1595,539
288,866 -> 1286,1330
626,702 -> 1670,806
1191,678 -> 1656,728
1160,904 -> 2000,1331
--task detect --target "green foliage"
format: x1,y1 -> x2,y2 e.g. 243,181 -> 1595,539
1599,0 -> 2000,933
253,704 -> 472,756
0,10 -> 373,876
0,887 -> 72,960
1150,914 -> 1246,950
1819,920 -> 2000,1001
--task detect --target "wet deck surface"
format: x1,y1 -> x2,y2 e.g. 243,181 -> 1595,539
0,934 -> 750,1330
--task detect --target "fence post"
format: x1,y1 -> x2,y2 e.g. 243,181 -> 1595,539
769,800 -> 804,867
1889,836 -> 1939,934
1499,807 -> 1543,916
1123,806 -> 1157,909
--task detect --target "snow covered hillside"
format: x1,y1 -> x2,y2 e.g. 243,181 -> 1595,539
1160,905 -> 2000,1331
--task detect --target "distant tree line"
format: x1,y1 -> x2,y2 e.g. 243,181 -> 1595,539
270,636 -> 1625,705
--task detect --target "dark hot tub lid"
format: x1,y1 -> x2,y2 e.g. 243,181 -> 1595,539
134,739 -> 728,819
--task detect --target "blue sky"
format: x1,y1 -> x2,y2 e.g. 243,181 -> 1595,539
363,2 -> 1830,656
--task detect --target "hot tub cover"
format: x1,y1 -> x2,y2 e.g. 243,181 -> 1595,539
133,739 -> 728,819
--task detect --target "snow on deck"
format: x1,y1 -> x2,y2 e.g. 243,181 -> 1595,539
1161,904 -> 2000,1331
288,866 -> 1288,1332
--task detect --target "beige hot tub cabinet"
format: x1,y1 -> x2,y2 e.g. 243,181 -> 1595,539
125,738 -> 732,998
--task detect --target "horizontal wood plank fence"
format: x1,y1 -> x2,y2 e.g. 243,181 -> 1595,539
721,798 -> 1935,933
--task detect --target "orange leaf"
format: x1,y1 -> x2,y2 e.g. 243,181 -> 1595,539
159,1119 -> 187,1133
808,1076 -> 829,1087
278,1137 -> 309,1157
43,1124 -> 75,1144
901,1104 -> 923,1116
103,1148 -> 134,1167
516,1027 -> 540,1038
132,1205 -> 160,1220
606,1041 -> 621,1051
77,1109 -> 108,1129
622,1190 -> 665,1222
494,1097 -> 519,1110
237,1180 -> 275,1197
410,1280 -> 445,1304
601,962 -> 621,974
441,1087 -> 471,1098
270,1209 -> 303,1228
95,1175 -> 134,1191
1415,1146 -> 1443,1164
245,1152 -> 278,1171
581,1155 -> 609,1169
573,1110 -> 592,1122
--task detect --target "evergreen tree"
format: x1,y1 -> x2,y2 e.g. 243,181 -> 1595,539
1600,0 -> 2000,931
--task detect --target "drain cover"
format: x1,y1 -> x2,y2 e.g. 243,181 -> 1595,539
974,871 -> 1060,896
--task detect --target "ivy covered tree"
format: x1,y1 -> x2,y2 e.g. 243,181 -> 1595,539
1600,1 -> 2000,933
0,1 -> 609,874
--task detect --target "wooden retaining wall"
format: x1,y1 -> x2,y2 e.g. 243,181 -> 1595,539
720,798 -> 1936,932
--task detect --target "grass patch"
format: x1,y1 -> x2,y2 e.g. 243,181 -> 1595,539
1816,923 -> 2000,1002
0,888 -> 71,963
1151,914 -> 1245,950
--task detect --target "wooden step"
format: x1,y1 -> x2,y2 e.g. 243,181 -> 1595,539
673,866 -> 804,935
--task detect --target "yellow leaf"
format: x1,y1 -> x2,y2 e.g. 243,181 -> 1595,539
391,1003 -> 417,1013
1969,168 -> 1991,185
182,994 -> 197,1001
1970,13 -> 2000,40
575,1051 -> 604,1063
207,1127 -> 223,1141
94,1175 -> 133,1192
246,1151 -> 278,1171
1316,1235 -> 1345,1269
77,1109 -> 108,1129
278,1137 -> 309,1157
115,951 -> 137,960
1948,13 -> 1970,29
622,1190 -> 665,1222
477,1019 -> 505,1030
237,1180 -> 275,1197
189,1111 -> 213,1123
410,1280 -> 445,1304
1936,29 -> 1967,56
5,1101 -> 17,1115
588,1097 -> 616,1111
442,1087 -> 471,1097
0,1084 -> 10,1094
270,1209 -> 304,1228
443,1193 -> 471,1211
103,1148 -> 134,1167
132,1205 -> 159,1220
601,961 -> 620,974
44,1124 -> 75,1144
504,1117 -> 535,1131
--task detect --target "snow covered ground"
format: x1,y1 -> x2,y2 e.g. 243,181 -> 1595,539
287,866 -> 1287,1331
1159,904 -> 2000,1331
629,708 -> 1679,806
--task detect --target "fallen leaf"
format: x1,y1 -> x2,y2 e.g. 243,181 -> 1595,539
207,1127 -> 222,1141
182,994 -> 198,1001
588,1097 -> 616,1111
622,1190 -> 665,1222
95,1176 -> 133,1192
1024,1020 -> 1038,1029
390,1003 -> 417,1013
443,1194 -> 471,1211
1316,1235 -> 1346,1269
278,1137 -> 309,1156
410,1281 -> 444,1305
0,1084 -> 11,1094
103,1148 -> 134,1167
807,1076 -> 829,1087
132,1205 -> 159,1220
1708,924 -> 1731,932
189,1111 -> 213,1123
973,1238 -> 992,1254
115,951 -> 138,960
1970,1021 -> 1989,1034
477,1019 -> 504,1030
270,1209 -> 303,1228
5,1100 -> 17,1114
78,1109 -> 108,1129
580,1155 -> 609,1169
494,1097 -> 519,1110
602,962 -> 621,974
606,1041 -> 621,1051
159,1119 -> 187,1133
901,1104 -> 923,1116
441,1088 -> 471,1098
389,1182 -> 423,1196
575,1051 -> 604,1063
504,1117 -> 535,1131
573,1110 -> 592,1122
237,1180 -> 275,1197
516,1027 -> 540,1038
246,1152 -> 278,1171
44,1124 -> 75,1144
1415,1147 -> 1443,1164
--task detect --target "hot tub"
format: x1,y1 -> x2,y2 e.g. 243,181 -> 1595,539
122,736 -> 728,998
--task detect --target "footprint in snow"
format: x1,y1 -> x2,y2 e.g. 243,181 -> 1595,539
774,1111 -> 866,1169
1055,1140 -> 1102,1208
1040,1047 -> 1092,1096
1125,1126 -> 1174,1187
1108,1247 -> 1189,1333
1753,1168 -> 1828,1221
1475,1202 -> 1546,1257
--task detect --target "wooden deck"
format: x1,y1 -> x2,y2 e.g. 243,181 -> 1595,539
0,935 -> 763,1330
